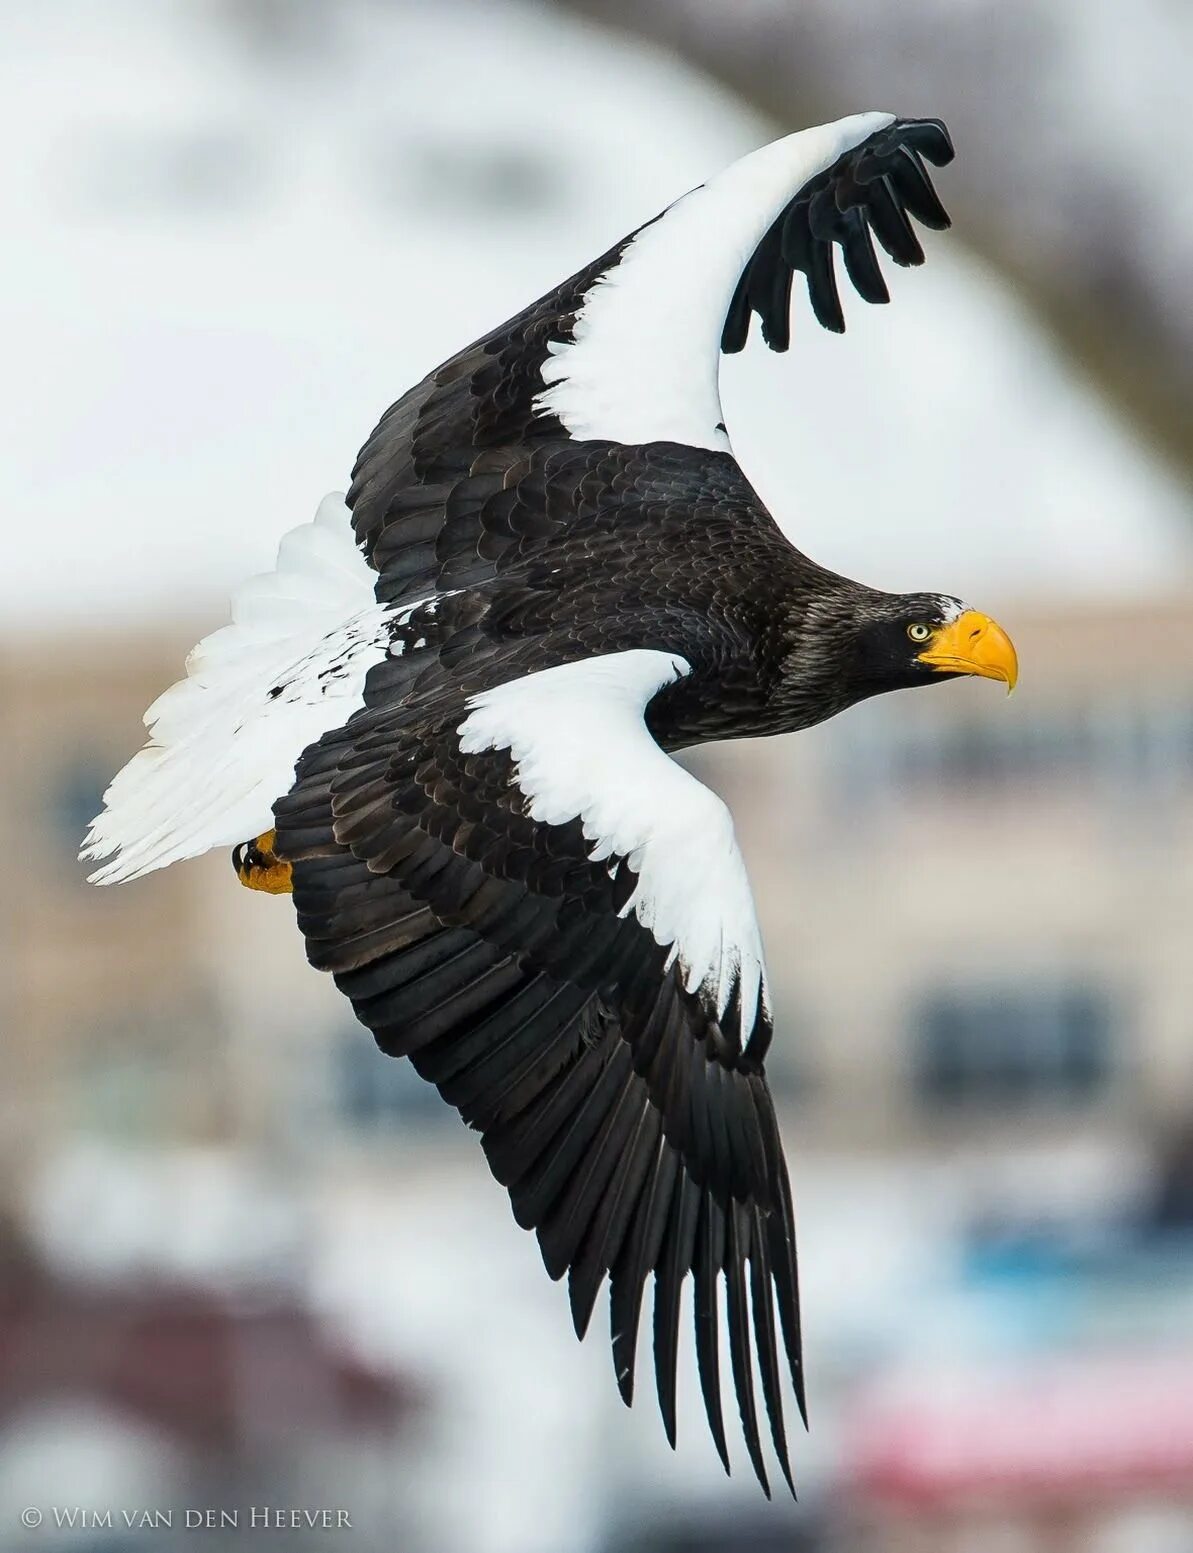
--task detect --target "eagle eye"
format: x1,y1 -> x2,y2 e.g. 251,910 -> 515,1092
907,622 -> 932,643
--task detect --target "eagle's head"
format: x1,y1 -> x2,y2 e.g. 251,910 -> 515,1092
782,586 -> 1018,727
847,591 -> 1018,696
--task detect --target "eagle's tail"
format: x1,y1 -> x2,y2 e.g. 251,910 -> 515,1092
81,494 -> 388,885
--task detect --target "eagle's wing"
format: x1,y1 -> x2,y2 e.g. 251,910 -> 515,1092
350,113 -> 953,600
275,647 -> 801,1495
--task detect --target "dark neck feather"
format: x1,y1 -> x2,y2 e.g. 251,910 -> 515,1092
648,567 -> 891,750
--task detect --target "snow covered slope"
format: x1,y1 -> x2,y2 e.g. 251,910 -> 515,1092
2,0 -> 1188,634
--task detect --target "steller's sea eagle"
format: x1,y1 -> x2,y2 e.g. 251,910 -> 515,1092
83,113 -> 1017,1496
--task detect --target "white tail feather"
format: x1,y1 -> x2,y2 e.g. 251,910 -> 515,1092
81,494 -> 389,885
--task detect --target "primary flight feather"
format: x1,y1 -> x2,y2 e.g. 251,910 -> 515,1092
82,112 -> 1017,1496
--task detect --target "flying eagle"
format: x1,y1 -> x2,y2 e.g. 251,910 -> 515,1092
83,113 -> 1017,1495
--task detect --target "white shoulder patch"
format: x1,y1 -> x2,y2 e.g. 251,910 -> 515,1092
536,112 -> 893,452
458,650 -> 768,1035
82,495 -> 392,885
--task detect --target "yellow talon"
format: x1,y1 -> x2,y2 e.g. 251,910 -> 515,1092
232,829 -> 293,895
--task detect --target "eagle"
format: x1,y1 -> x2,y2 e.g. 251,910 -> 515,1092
82,113 -> 1017,1495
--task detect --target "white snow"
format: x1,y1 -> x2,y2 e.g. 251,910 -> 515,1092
2,0 -> 1189,637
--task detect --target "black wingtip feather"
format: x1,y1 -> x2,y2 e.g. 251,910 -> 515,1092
726,1205 -> 770,1497
867,176 -> 925,268
760,262 -> 794,353
805,238 -> 845,334
840,212 -> 890,306
566,1087 -> 656,1340
748,1208 -> 795,1498
903,117 -> 954,166
890,147 -> 952,231
693,1196 -> 731,1476
654,1172 -> 700,1449
721,270 -> 752,354
722,114 -> 952,352
610,1137 -> 677,1411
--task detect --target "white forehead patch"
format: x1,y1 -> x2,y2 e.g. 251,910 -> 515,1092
934,595 -> 968,623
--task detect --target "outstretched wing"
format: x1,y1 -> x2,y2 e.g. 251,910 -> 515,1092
275,650 -> 802,1495
349,113 -> 952,601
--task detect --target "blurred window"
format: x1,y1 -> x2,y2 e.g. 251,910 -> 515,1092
912,981 -> 1116,1109
334,1032 -> 450,1131
369,137 -> 566,217
74,990 -> 225,1141
64,126 -> 269,216
51,756 -> 109,854
754,994 -> 817,1103
831,694 -> 1193,804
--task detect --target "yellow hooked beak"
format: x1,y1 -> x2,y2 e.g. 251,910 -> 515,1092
917,611 -> 1019,692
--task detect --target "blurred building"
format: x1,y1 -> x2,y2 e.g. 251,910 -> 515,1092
9,594 -> 1193,1179
0,1226 -> 419,1553
712,595 -> 1193,1153
0,631 -> 227,1209
5,589 -> 1193,1550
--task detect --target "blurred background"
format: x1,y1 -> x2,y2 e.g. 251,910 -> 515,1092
3,1 -> 1193,1549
